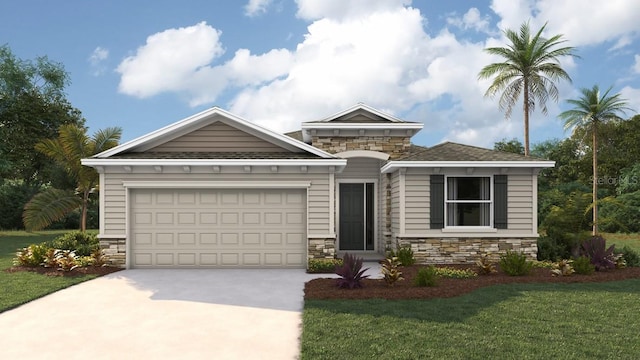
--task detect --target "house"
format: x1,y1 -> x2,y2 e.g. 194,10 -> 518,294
81,103 -> 554,268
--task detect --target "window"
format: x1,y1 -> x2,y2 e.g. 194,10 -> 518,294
445,177 -> 491,227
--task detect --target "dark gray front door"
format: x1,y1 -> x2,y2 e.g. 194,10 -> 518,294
339,183 -> 374,251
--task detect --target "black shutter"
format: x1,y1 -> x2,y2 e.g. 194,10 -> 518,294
494,175 -> 508,229
430,175 -> 444,229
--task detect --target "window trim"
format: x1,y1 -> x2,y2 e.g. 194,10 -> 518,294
444,175 -> 494,229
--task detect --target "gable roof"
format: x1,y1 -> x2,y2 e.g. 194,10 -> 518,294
93,107 -> 338,159
305,103 -> 409,123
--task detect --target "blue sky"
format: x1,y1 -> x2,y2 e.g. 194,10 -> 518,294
2,0 -> 639,149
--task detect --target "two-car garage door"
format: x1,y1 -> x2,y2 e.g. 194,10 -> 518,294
129,188 -> 306,268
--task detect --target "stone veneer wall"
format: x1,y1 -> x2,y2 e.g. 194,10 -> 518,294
100,238 -> 126,268
308,237 -> 337,259
312,136 -> 411,159
396,237 -> 538,264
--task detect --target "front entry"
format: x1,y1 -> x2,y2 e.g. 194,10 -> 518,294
339,183 -> 374,251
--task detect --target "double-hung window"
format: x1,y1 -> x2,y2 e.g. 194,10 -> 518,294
445,176 -> 492,227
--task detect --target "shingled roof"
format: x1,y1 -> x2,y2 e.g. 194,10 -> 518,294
397,142 -> 545,162
109,152 -> 321,160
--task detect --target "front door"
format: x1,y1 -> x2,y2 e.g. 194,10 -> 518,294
339,183 -> 374,251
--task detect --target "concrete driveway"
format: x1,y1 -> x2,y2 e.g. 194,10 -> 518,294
0,264 -> 381,360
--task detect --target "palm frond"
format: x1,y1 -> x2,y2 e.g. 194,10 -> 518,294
23,188 -> 82,231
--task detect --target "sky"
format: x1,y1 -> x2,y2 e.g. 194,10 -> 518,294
1,0 -> 639,149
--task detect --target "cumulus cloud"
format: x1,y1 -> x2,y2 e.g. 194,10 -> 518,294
244,0 -> 272,17
88,47 -> 109,76
446,8 -> 492,33
295,0 -> 411,21
634,54 -> 640,74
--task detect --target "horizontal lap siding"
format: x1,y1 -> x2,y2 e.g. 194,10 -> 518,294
390,172 -> 400,235
149,122 -> 284,152
405,170 -> 429,233
336,158 -> 381,179
101,172 -> 330,235
508,175 -> 533,232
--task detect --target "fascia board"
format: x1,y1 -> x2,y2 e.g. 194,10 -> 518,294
301,122 -> 423,130
380,161 -> 556,173
82,158 -> 348,167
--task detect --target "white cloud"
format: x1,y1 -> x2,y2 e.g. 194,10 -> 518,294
620,86 -> 640,115
295,0 -> 411,21
244,0 -> 272,17
446,8 -> 491,33
88,47 -> 109,76
634,55 -> 640,74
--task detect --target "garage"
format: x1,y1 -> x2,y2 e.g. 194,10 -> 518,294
129,188 -> 307,268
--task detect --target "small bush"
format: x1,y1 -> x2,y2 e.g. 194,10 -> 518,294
43,248 -> 59,268
307,258 -> 343,273
551,259 -> 574,276
14,243 -> 50,267
414,266 -> 438,287
46,231 -> 99,257
388,245 -> 416,266
55,250 -> 78,272
434,267 -> 477,279
381,257 -> 404,286
616,246 -> 640,267
532,260 -> 556,269
335,253 -> 369,289
476,254 -> 497,275
572,256 -> 595,275
499,250 -> 533,276
580,235 -> 616,271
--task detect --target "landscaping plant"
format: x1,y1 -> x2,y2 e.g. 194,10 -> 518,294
476,253 -> 497,275
307,258 -> 343,273
616,245 -> 640,267
499,250 -> 533,276
414,266 -> 438,287
434,266 -> 477,279
45,231 -> 99,257
335,253 -> 369,289
388,244 -> 415,266
381,257 -> 404,286
580,235 -> 616,271
572,256 -> 595,275
551,259 -> 575,276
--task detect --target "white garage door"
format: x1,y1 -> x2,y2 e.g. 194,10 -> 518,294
130,188 -> 306,268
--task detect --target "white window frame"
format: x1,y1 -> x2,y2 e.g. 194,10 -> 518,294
444,175 -> 494,229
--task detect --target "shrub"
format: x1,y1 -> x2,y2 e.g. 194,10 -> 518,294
550,259 -> 574,276
55,250 -> 78,272
43,248 -> 59,268
580,235 -> 616,271
572,256 -> 595,275
14,243 -> 49,267
381,257 -> 404,286
499,250 -> 533,276
414,266 -> 438,287
536,236 -> 564,261
616,246 -> 640,267
91,248 -> 108,267
307,258 -> 343,273
388,245 -> 416,266
434,267 -> 477,279
335,253 -> 369,289
47,231 -> 99,257
476,254 -> 497,275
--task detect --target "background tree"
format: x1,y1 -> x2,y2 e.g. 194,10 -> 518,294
0,44 -> 84,183
559,85 -> 632,235
479,21 -> 576,156
23,124 -> 122,232
494,138 -> 524,155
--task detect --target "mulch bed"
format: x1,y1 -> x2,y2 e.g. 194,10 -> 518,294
305,264 -> 640,300
6,265 -> 123,277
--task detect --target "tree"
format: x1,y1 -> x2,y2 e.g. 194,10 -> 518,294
478,21 -> 576,156
559,85 -> 632,235
494,138 -> 524,155
23,124 -> 122,231
0,44 -> 84,183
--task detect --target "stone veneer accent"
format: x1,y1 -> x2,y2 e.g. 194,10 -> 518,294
99,238 -> 126,268
396,237 -> 538,264
312,136 -> 411,159
308,237 -> 336,259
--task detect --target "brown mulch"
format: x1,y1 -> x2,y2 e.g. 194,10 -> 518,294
6,265 -> 123,277
305,264 -> 640,300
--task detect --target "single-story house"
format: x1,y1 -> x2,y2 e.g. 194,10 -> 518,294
82,103 -> 554,268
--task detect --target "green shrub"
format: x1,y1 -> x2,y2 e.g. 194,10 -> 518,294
572,256 -> 595,275
434,267 -> 477,279
381,257 -> 404,286
388,245 -> 415,266
550,259 -> 574,276
536,236 -> 564,261
499,250 -> 533,276
14,243 -> 50,267
414,266 -> 438,287
307,258 -> 343,273
616,246 -> 640,267
46,231 -> 99,257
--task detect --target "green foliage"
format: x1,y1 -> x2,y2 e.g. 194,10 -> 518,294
388,245 -> 415,266
55,250 -> 78,272
335,253 -> 369,289
580,235 -> 616,271
599,191 -> 640,233
46,231 -> 99,257
550,259 -> 575,276
494,138 -> 524,155
307,258 -> 343,273
434,267 -> 477,279
90,248 -> 107,267
616,245 -> 640,267
476,254 -> 498,275
499,250 -> 533,276
14,243 -> 49,267
0,180 -> 41,230
572,256 -> 595,275
380,257 -> 404,286
414,266 -> 438,287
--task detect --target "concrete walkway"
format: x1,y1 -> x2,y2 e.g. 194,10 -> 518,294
0,262 -> 381,360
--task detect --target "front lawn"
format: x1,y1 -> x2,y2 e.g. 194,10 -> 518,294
302,279 -> 640,359
604,232 -> 640,252
0,230 -> 98,313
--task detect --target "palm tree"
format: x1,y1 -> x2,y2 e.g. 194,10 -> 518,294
479,21 -> 577,156
23,124 -> 122,231
559,85 -> 632,235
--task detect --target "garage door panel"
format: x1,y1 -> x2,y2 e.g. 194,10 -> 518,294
130,189 -> 306,268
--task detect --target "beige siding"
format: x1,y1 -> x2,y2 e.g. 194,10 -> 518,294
336,157 -> 382,179
149,122 -> 285,152
101,170 -> 330,236
404,169 -> 430,234
507,174 -> 533,232
390,171 -> 400,235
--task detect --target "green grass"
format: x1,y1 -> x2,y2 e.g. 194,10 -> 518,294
0,230 -> 98,313
603,232 -> 640,253
302,280 -> 640,359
